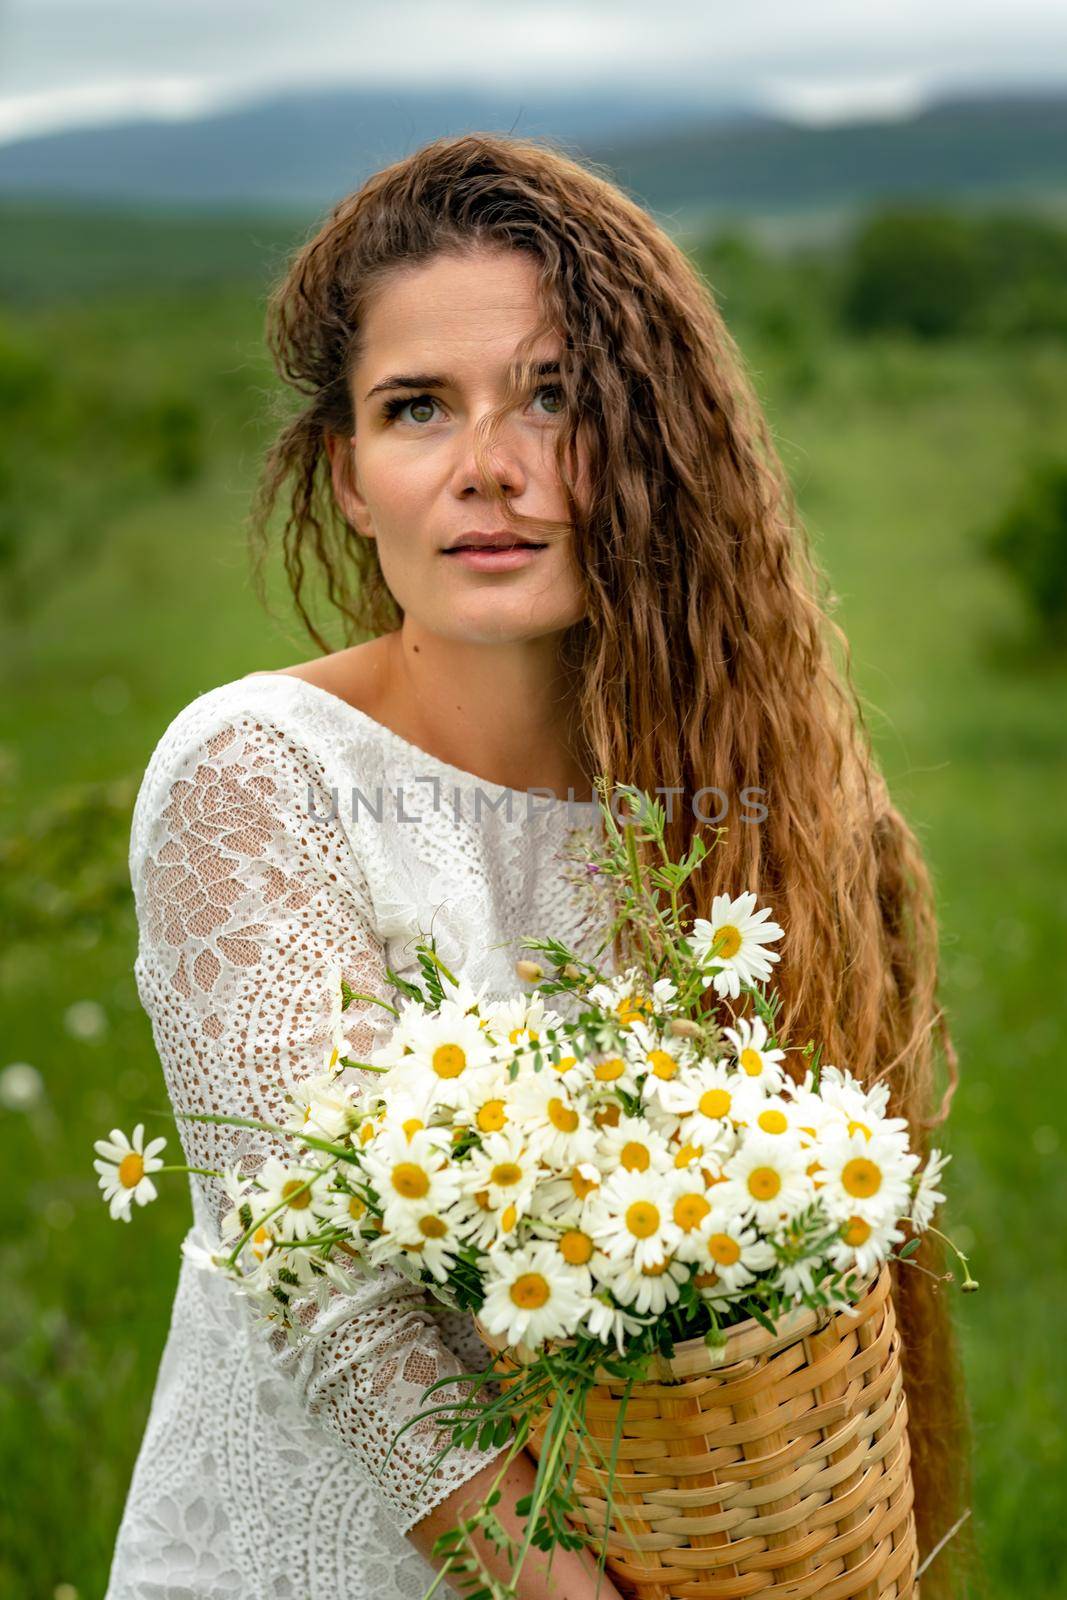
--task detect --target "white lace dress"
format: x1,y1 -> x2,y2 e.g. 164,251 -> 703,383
105,669 -> 610,1600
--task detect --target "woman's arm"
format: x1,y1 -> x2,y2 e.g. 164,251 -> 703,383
128,694 -> 514,1534
407,1448 -> 629,1600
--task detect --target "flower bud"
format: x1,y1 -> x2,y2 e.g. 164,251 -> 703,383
668,1018 -> 703,1039
515,959 -> 544,982
561,963 -> 583,980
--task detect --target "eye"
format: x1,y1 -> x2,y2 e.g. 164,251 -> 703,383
380,393 -> 441,426
533,384 -> 564,417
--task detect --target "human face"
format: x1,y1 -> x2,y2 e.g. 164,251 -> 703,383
330,247 -> 587,646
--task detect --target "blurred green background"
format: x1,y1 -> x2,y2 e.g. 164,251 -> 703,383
1,184 -> 1066,1600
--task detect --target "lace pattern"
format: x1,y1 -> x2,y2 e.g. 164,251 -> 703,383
106,672 -> 608,1600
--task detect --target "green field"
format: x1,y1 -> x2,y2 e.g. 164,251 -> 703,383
1,202 -> 1065,1599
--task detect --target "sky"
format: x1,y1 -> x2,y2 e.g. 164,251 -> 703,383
2,0 -> 1066,145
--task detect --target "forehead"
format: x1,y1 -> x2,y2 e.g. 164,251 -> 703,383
355,249 -> 558,379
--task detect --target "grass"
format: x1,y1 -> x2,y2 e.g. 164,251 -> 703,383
1,233 -> 1065,1598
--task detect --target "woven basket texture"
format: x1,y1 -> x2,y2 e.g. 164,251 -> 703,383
478,1262 -> 917,1599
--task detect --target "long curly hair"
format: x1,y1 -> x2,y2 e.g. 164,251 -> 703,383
248,131 -> 977,1597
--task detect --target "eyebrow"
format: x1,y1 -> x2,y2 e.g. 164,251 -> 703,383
364,359 -> 561,402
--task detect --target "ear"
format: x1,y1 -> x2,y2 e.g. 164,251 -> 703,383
325,432 -> 375,540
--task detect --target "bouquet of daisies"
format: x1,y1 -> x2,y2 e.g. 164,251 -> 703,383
94,782 -> 974,1600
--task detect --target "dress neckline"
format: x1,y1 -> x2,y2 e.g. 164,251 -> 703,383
240,670 -> 590,813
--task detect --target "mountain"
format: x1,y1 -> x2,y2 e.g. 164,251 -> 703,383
0,83 -> 1064,231
0,85 -> 766,211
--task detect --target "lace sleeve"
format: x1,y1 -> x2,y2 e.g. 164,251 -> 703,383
128,698 -> 511,1537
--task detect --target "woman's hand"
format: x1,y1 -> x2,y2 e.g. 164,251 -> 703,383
406,1445 -> 629,1600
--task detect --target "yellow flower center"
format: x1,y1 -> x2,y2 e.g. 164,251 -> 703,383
281,1178 -> 312,1209
551,1054 -> 578,1074
560,1229 -> 594,1265
673,1193 -> 711,1231
625,1201 -> 660,1239
510,1272 -> 550,1309
757,1109 -> 788,1135
391,1162 -> 430,1200
420,1214 -> 448,1238
621,1141 -> 649,1171
509,1025 -> 540,1044
548,1097 -> 579,1133
401,1117 -> 424,1140
641,1257 -> 670,1276
477,1099 -> 507,1133
571,1167 -> 599,1199
739,1047 -> 763,1076
359,1121 -> 376,1145
617,995 -> 653,1026
842,1158 -> 881,1198
648,1050 -> 678,1080
842,1216 -> 872,1246
708,1232 -> 742,1266
251,1224 -> 272,1260
699,1087 -> 732,1119
847,1119 -> 872,1141
712,924 -> 742,959
747,1166 -> 781,1200
500,1203 -> 517,1233
118,1152 -> 145,1188
433,1043 -> 467,1079
347,1194 -> 365,1220
490,1161 -> 523,1188
594,1057 -> 626,1082
594,1103 -> 621,1128
674,1142 -> 702,1168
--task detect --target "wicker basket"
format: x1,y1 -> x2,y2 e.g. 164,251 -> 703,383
475,1262 -> 917,1599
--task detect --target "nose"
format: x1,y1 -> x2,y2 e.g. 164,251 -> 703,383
449,410 -> 529,503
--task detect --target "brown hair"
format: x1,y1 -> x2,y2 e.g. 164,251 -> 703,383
249,131 -> 976,1596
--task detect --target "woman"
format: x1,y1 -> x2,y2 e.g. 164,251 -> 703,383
107,132 -> 973,1599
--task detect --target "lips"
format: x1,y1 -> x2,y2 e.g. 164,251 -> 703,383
444,531 -> 547,552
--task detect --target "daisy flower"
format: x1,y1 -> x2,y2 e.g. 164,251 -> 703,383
378,1206 -> 464,1285
314,1181 -> 373,1239
387,1002 -> 497,1112
586,1050 -> 641,1097
458,1129 -> 539,1239
690,891 -> 784,1000
587,969 -> 662,1031
623,1018 -> 695,1110
594,1114 -> 675,1179
668,1178 -> 716,1263
93,1123 -> 167,1221
252,1156 -> 332,1243
693,1211 -> 777,1294
361,1125 -> 460,1227
721,1136 -> 815,1230
531,1162 -> 604,1226
284,1069 -> 361,1143
816,1130 -> 918,1226
739,1092 -> 807,1145
827,1211 -> 906,1280
658,1060 -> 759,1157
603,1252 -> 690,1316
450,1063 -> 520,1140
910,1147 -> 952,1230
815,1075 -> 911,1152
482,992 -> 565,1062
722,1014 -> 787,1094
588,1167 -> 687,1271
479,1241 -> 592,1351
509,1072 -> 599,1171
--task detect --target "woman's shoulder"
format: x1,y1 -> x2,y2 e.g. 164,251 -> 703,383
128,671 -> 387,873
